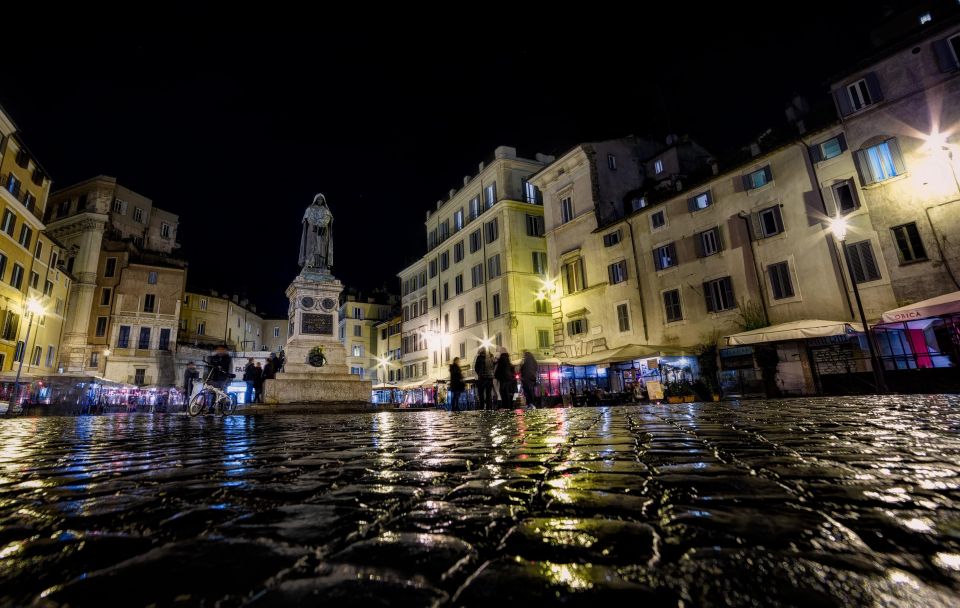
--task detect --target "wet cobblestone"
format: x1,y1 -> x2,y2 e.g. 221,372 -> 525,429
1,396 -> 959,606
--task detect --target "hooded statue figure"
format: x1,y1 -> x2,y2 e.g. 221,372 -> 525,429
298,193 -> 334,272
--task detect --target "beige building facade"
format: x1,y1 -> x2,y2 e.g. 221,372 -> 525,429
339,292 -> 396,381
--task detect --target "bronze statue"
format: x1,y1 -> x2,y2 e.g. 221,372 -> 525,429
298,193 -> 334,272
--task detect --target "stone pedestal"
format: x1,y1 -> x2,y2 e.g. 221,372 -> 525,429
263,271 -> 371,405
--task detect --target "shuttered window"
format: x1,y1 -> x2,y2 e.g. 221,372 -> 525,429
768,261 -> 795,300
845,240 -> 882,284
704,277 -> 735,312
855,138 -> 905,185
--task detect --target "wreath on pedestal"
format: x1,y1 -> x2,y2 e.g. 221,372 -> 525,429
308,346 -> 327,368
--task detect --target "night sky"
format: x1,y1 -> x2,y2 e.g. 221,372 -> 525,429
0,2 -> 918,315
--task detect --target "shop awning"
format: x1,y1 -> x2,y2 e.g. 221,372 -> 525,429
880,290 -> 960,324
372,384 -> 399,390
724,319 -> 864,346
559,344 -> 688,367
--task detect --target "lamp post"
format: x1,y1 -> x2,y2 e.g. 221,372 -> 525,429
828,217 -> 887,393
8,298 -> 44,415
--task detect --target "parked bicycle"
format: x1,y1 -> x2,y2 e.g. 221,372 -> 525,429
187,363 -> 238,416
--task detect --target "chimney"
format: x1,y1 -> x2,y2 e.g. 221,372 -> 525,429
494,146 -> 517,159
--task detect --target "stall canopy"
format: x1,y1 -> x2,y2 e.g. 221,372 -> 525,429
724,319 -> 864,345
880,290 -> 960,324
561,344 -> 686,366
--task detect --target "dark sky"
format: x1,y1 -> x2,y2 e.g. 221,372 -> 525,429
0,2 -> 923,315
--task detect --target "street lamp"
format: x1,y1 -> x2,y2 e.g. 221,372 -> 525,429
828,216 -> 887,393
8,298 -> 44,415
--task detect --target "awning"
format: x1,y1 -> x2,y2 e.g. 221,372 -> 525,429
724,319 -> 864,346
880,290 -> 960,324
371,384 -> 399,390
559,344 -> 684,366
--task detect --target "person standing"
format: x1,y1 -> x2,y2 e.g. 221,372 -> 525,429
253,362 -> 265,403
520,349 -> 538,409
243,358 -> 257,404
207,345 -> 233,392
268,353 -> 279,375
474,349 -> 494,410
494,349 -> 516,409
449,357 -> 465,412
183,361 -> 200,401
277,350 -> 286,373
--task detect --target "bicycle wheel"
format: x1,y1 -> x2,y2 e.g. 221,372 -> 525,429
220,393 -> 238,415
188,391 -> 209,417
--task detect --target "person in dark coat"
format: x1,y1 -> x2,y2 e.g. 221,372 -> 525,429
474,349 -> 494,410
268,353 -> 279,375
254,362 -> 265,403
494,349 -> 516,409
183,361 -> 200,400
449,357 -> 465,412
277,350 -> 286,373
243,358 -> 257,404
520,350 -> 538,409
207,345 -> 233,391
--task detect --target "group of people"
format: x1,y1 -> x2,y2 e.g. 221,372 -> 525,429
446,348 -> 539,411
182,346 -> 286,404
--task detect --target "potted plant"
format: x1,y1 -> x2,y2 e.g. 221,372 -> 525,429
308,346 -> 327,368
665,382 -> 684,404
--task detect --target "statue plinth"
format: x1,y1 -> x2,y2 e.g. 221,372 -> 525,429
263,272 -> 371,405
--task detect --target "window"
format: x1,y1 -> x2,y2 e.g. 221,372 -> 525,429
663,289 -> 683,322
117,325 -> 131,348
891,223 -> 927,263
102,257 -> 117,278
654,159 -> 664,174
18,225 -> 32,249
698,227 -> 723,257
653,243 -> 678,270
15,148 -> 28,168
469,229 -> 481,253
631,197 -> 647,211
455,274 -> 463,295
471,263 -> 484,287
538,329 -> 551,348
492,293 -> 501,317
432,289 -> 437,307
113,198 -> 124,213
616,303 -> 630,332
608,260 -> 628,284
46,346 -> 54,367
532,251 -> 547,275
354,325 -> 362,337
562,258 -> 586,293
768,261 -> 795,300
454,240 -> 464,263
687,191 -> 712,212
31,345 -> 42,366
443,282 -> 449,301
274,326 -> 280,338
744,165 -> 773,190
1,210 -> 15,236
10,264 -> 23,289
603,230 -> 622,247
535,299 -> 549,314
29,271 -> 39,290
34,241 -> 42,259
444,313 -> 449,333
526,214 -> 544,237
148,271 -> 158,284
757,205 -> 784,238
439,251 -> 449,272
428,230 -> 437,250
567,318 -> 587,336
134,369 -> 146,385
24,193 -> 36,214
89,352 -> 99,368
352,345 -> 363,357
159,328 -> 171,350
94,316 -> 109,337
199,298 -> 207,311
523,180 -> 541,204
197,321 -> 206,336
6,175 -> 20,198
50,251 -> 58,270
428,258 -> 438,278
0,253 -> 6,282
143,294 -> 155,313
832,180 -> 859,214
704,277 -> 736,312
439,220 -> 450,242
43,280 -> 53,296
475,300 -> 483,323
458,307 -> 465,329
920,11 -> 932,24
133,207 -> 144,223
651,210 -> 666,230
2,311 -> 19,340
847,78 -> 875,111
814,134 -> 847,162
484,218 -> 499,243
487,254 -> 501,279
855,138 -> 905,185
138,327 -> 151,349
607,154 -> 617,170
560,197 -> 574,224
160,222 -> 171,238
469,196 -> 481,220
484,183 -> 497,209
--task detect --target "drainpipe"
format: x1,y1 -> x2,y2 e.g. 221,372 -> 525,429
624,219 -> 649,342
736,211 -> 771,326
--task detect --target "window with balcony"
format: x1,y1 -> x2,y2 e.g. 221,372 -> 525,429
144,294 -> 155,313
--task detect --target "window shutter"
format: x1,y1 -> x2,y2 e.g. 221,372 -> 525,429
750,212 -> 763,240
836,133 -> 847,154
887,138 -> 907,176
694,233 -> 705,258
608,264 -> 615,284
723,278 -> 735,308
864,72 -> 884,103
809,143 -> 822,164
668,242 -> 678,265
773,206 -> 784,233
763,165 -> 773,184
703,282 -> 715,313
652,250 -> 662,271
834,88 -> 854,117
769,266 -> 782,298
715,226 -> 724,251
846,243 -> 866,283
933,39 -> 960,72
854,149 -> 874,186
741,174 -> 752,191
687,196 -> 698,212
859,241 -> 880,281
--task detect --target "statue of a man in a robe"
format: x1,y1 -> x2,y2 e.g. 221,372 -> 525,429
298,193 -> 334,273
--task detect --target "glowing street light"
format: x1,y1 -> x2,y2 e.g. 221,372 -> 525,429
8,298 -> 44,415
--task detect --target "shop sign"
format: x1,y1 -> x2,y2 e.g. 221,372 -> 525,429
720,346 -> 754,358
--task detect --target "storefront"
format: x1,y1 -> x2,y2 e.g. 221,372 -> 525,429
557,345 -> 697,404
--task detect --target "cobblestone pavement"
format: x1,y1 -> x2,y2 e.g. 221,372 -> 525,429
2,396 -> 960,606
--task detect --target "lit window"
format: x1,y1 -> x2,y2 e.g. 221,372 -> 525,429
920,12 -> 932,25
856,139 -> 905,184
745,166 -> 772,190
607,154 -> 617,170
567,318 -> 587,336
653,243 -> 677,270
654,159 -> 664,174
608,260 -> 628,284
689,191 -> 711,211
560,197 -> 574,224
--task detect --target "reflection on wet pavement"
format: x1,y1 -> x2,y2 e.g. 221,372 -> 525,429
2,396 -> 959,606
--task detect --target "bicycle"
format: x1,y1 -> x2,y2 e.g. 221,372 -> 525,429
187,365 -> 238,417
